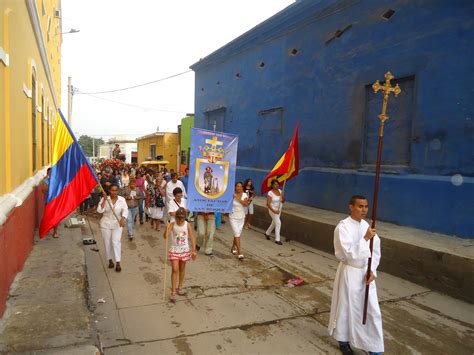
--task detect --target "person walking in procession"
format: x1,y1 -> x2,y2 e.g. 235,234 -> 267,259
97,184 -> 128,272
166,172 -> 187,203
134,171 -> 145,224
265,179 -> 285,245
196,211 -> 216,256
243,179 -> 256,229
163,208 -> 197,303
124,178 -> 140,241
168,187 -> 187,223
146,178 -> 166,231
40,168 -> 59,238
328,195 -> 383,355
229,182 -> 249,260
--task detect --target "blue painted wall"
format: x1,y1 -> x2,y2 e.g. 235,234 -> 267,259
191,0 -> 474,238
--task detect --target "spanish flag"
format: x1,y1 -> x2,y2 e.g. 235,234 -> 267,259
39,110 -> 98,238
261,123 -> 299,194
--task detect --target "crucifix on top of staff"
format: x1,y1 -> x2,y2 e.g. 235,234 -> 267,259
363,71 -> 401,325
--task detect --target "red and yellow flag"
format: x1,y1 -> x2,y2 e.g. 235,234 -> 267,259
261,123 -> 299,194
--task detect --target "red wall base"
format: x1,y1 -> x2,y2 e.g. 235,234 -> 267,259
0,186 -> 44,317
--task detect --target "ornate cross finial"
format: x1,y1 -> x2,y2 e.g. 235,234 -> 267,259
372,71 -> 402,124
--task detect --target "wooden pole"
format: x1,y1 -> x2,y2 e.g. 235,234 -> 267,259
362,127 -> 384,324
163,231 -> 169,301
362,72 -> 401,325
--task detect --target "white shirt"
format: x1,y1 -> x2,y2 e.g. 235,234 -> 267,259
268,190 -> 282,210
97,196 -> 128,229
229,192 -> 248,220
166,180 -> 187,201
168,197 -> 187,223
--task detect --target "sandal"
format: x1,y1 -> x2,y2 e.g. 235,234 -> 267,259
169,293 -> 177,303
238,254 -> 244,260
231,248 -> 237,255
52,232 -> 59,239
177,288 -> 187,296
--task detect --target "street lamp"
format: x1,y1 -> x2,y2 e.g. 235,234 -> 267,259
61,28 -> 80,35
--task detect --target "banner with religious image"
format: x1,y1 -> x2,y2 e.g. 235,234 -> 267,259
187,128 -> 238,213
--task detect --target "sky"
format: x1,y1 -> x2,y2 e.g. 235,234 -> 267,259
60,0 -> 295,141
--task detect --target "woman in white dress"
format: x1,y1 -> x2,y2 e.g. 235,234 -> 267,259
265,179 -> 285,245
146,178 -> 166,231
229,182 -> 249,260
97,184 -> 128,272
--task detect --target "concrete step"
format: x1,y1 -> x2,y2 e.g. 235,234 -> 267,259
251,197 -> 474,303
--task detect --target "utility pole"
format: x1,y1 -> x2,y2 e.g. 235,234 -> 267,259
67,76 -> 73,127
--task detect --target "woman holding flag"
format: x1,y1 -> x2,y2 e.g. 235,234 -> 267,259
97,184 -> 128,272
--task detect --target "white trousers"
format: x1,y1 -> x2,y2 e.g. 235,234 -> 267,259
266,210 -> 281,242
101,227 -> 122,262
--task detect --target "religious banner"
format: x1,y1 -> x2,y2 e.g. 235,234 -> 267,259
187,128 -> 238,213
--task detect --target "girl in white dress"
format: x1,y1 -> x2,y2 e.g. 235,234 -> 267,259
229,182 -> 249,260
265,179 -> 285,245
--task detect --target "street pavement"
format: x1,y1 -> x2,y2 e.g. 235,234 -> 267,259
84,214 -> 474,355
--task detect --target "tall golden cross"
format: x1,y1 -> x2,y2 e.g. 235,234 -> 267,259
372,71 -> 402,136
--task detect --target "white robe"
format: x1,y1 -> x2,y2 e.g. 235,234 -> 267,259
328,216 -> 384,353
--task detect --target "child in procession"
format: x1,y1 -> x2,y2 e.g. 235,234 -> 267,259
163,207 -> 197,303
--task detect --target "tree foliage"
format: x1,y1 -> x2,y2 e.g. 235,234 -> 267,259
78,135 -> 105,157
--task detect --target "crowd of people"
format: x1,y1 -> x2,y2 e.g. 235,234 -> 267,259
77,165 -> 286,302
43,162 -> 384,354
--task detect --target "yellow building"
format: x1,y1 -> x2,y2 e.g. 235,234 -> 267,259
1,0 -> 62,194
137,132 -> 179,172
0,0 -> 62,316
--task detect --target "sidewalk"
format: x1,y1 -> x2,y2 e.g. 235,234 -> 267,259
251,197 -> 474,303
0,217 -> 99,355
84,214 -> 474,354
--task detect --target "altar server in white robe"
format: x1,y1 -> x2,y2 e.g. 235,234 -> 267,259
328,195 -> 384,355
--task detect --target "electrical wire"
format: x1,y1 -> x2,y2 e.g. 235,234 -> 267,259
78,93 -> 190,114
75,69 -> 193,95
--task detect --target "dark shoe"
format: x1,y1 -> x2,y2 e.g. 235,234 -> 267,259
108,260 -> 114,268
265,234 -> 270,240
140,220 -> 144,225
339,343 -> 354,355
196,245 -> 201,251
275,241 -> 283,245
115,263 -> 122,272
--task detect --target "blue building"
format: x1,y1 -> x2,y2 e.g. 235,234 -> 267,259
190,0 -> 474,238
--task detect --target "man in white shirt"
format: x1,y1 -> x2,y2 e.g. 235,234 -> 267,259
165,173 -> 187,206
328,195 -> 383,355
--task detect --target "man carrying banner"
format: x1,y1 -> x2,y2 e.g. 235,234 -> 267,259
328,195 -> 383,355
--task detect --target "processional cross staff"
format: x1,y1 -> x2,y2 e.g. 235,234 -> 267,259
363,72 -> 401,325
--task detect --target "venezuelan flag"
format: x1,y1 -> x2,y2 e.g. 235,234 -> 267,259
39,110 -> 98,238
261,123 -> 299,194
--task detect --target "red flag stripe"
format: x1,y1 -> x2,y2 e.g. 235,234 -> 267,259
39,163 -> 98,238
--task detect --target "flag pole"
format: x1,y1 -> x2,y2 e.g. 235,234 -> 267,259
362,72 -> 401,324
